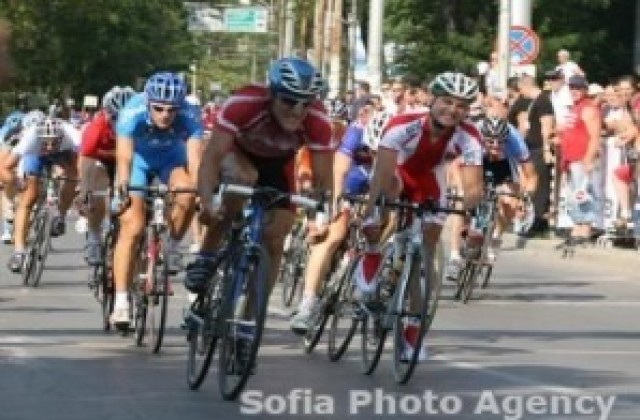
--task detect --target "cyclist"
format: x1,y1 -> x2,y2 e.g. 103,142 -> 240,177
76,86 -> 136,265
0,116 -> 80,272
290,99 -> 381,333
361,72 -> 484,361
0,110 -> 24,243
184,57 -> 334,312
109,72 -> 203,328
445,116 -> 537,278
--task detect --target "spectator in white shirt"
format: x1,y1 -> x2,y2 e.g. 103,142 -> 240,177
555,49 -> 584,83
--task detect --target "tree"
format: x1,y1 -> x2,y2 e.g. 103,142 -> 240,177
382,0 -> 636,83
0,0 -> 197,98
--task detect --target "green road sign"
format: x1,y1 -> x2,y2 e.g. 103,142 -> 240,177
224,7 -> 268,33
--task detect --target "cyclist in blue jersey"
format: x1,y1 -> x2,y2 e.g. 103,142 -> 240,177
0,111 -> 24,243
290,101 -> 383,333
110,72 -> 203,328
446,116 -> 538,279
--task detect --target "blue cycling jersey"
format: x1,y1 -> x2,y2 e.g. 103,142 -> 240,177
338,122 -> 374,194
116,93 -> 203,156
502,124 -> 530,163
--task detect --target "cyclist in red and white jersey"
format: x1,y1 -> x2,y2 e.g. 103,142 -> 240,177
185,57 -> 334,298
360,72 -> 484,361
77,86 -> 135,264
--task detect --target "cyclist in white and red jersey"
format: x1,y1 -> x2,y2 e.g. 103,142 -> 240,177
359,72 -> 485,362
185,57 -> 334,298
77,86 -> 135,264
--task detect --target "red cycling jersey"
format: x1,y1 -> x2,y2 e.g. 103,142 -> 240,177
214,84 -> 334,158
80,110 -> 115,162
380,112 -> 482,204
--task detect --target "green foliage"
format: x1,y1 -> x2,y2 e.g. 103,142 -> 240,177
383,0 -> 635,83
0,0 -> 197,97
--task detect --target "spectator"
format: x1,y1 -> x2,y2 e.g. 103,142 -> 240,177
556,49 -> 585,83
518,75 -> 556,237
507,76 -> 531,137
559,75 -> 602,241
350,80 -> 374,120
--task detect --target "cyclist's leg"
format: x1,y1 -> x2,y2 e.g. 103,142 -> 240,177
50,151 -> 78,236
0,148 -> 16,242
445,159 -> 465,279
185,150 -> 256,292
111,155 -> 147,324
79,156 -> 110,263
9,154 -> 41,270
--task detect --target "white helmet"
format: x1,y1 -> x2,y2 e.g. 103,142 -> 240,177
363,110 -> 392,151
36,117 -> 63,139
102,86 -> 136,117
429,72 -> 478,102
22,110 -> 46,129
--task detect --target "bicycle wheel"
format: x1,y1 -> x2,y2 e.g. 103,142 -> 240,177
360,246 -> 394,375
392,248 -> 429,384
99,229 -> 116,332
132,239 -> 148,344
327,259 -> 360,362
29,210 -> 51,287
280,238 -> 305,308
424,241 -> 444,331
461,262 -> 479,304
146,229 -> 169,353
21,211 -> 40,285
218,244 -> 270,401
480,264 -> 493,289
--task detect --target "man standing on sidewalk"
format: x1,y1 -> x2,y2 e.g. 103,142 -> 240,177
518,75 -> 555,237
558,75 -> 602,242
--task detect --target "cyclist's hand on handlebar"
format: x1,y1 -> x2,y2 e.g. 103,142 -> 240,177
110,183 -> 131,215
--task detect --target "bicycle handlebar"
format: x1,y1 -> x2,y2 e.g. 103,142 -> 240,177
213,183 -> 322,211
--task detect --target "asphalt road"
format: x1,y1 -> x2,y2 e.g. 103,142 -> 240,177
0,224 -> 638,420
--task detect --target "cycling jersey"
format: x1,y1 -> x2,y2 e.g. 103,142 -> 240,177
338,122 -> 375,194
116,93 -> 203,190
380,113 -> 482,205
214,84 -> 333,158
80,110 -> 115,162
481,124 -> 530,185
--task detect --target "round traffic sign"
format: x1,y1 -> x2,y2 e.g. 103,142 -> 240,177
509,25 -> 540,65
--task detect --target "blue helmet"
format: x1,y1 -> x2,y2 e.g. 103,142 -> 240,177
268,57 -> 325,100
144,72 -> 187,105
3,111 -> 24,131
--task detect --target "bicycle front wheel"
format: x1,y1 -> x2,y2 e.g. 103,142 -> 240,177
146,230 -> 170,353
392,248 -> 430,384
327,259 -> 360,362
28,210 -> 51,287
218,244 -> 270,401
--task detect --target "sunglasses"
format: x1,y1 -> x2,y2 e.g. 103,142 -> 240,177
277,96 -> 312,109
485,137 -> 505,145
151,104 -> 178,114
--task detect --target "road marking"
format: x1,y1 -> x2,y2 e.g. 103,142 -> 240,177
469,300 -> 640,307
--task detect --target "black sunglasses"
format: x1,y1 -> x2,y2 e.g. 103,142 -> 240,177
277,96 -> 312,108
151,104 -> 178,114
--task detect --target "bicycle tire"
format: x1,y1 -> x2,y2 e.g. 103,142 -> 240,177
360,246 -> 395,375
100,229 -> 116,332
22,209 -> 43,285
147,229 -> 169,353
133,236 -> 148,344
480,264 -> 493,289
280,243 -> 305,308
327,259 -> 360,362
218,244 -> 270,401
392,248 -> 428,384
462,262 -> 478,304
424,241 -> 444,331
29,210 -> 51,287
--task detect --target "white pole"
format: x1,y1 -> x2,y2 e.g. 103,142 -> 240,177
511,0 -> 531,27
497,0 -> 511,94
283,0 -> 294,57
346,0 -> 357,92
328,0 -> 343,97
367,0 -> 384,94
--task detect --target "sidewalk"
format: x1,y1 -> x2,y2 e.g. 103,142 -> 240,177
499,232 -> 640,275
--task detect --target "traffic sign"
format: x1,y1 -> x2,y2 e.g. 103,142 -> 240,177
509,25 -> 540,65
224,7 -> 268,33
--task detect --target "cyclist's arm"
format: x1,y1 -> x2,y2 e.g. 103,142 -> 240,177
198,126 -> 233,202
186,136 -> 202,185
365,146 -> 397,217
582,105 -> 602,167
0,152 -> 18,181
115,136 -> 133,188
460,165 -> 483,208
332,151 -> 352,205
519,160 -> 537,194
